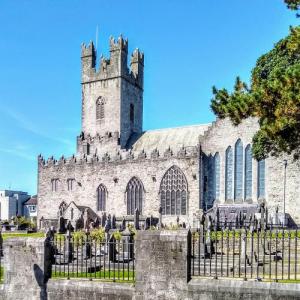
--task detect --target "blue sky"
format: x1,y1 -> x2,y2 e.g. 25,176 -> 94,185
0,0 -> 298,195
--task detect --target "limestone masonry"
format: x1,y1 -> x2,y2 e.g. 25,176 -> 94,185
37,35 -> 300,228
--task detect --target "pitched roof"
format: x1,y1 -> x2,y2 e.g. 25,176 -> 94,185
24,196 -> 37,205
129,124 -> 211,155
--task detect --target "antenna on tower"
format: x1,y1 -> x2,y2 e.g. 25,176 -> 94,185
95,25 -> 99,54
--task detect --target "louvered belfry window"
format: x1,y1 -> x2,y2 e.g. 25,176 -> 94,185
126,177 -> 144,215
257,159 -> 266,199
160,166 -> 188,215
244,145 -> 252,199
225,146 -> 233,200
234,139 -> 244,201
97,184 -> 107,211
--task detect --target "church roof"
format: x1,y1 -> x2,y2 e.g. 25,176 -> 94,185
130,124 -> 211,154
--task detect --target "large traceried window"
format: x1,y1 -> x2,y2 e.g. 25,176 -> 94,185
160,166 -> 188,215
225,146 -> 233,200
234,139 -> 244,200
97,184 -> 107,211
96,97 -> 105,121
126,177 -> 144,215
257,159 -> 266,199
244,145 -> 252,199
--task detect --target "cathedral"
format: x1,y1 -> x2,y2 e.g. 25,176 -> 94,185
37,35 -> 300,229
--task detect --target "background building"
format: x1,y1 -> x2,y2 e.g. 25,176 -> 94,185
23,195 -> 37,219
0,190 -> 30,221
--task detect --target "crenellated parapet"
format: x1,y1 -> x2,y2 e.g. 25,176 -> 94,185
81,35 -> 144,89
38,145 -> 199,171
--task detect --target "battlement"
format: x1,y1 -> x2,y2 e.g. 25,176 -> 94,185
109,35 -> 128,53
38,145 -> 199,170
81,35 -> 144,89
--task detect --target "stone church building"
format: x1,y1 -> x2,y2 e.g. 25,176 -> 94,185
37,35 -> 300,228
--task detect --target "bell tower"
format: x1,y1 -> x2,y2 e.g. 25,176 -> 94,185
79,35 -> 144,154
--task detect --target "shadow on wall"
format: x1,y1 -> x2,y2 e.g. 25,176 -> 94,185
33,264 -> 48,300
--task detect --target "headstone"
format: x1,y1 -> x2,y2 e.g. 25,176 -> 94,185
83,232 -> 91,259
83,208 -> 89,230
101,212 -> 107,227
58,216 -> 66,234
158,206 -> 162,229
64,230 -> 73,263
134,208 -> 140,230
66,220 -> 74,232
121,216 -> 126,231
94,217 -> 100,228
112,215 -> 117,229
75,217 -> 84,230
104,219 -> 111,233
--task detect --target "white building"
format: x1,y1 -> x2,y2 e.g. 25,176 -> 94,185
24,196 -> 37,218
0,190 -> 30,221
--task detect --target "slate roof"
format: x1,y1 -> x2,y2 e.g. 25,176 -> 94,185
24,196 -> 37,205
129,124 -> 211,154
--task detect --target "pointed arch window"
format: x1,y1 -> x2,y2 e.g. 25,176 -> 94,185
97,184 -> 107,211
244,145 -> 252,199
234,139 -> 243,200
225,146 -> 233,200
126,177 -> 144,215
257,159 -> 266,199
214,152 -> 220,201
96,97 -> 105,121
160,166 -> 188,215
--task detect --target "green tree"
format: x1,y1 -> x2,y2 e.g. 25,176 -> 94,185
211,26 -> 300,160
285,0 -> 300,16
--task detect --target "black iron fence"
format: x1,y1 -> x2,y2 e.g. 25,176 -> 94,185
191,224 -> 300,282
51,231 -> 135,282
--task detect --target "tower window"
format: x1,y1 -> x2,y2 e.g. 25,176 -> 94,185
130,104 -> 134,123
96,97 -> 105,121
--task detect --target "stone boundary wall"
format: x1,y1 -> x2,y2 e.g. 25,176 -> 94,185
47,279 -> 134,300
2,232 -> 300,300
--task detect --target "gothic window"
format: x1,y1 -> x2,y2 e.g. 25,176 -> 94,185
97,184 -> 107,211
130,103 -> 134,123
126,177 -> 144,215
67,179 -> 76,191
51,179 -> 59,192
96,97 -> 105,121
160,166 -> 188,215
214,152 -> 220,201
257,159 -> 266,199
244,145 -> 252,199
234,139 -> 243,200
225,146 -> 233,200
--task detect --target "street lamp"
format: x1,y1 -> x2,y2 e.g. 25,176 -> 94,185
283,159 -> 288,227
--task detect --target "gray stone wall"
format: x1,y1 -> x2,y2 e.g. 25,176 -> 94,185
38,154 -> 200,227
3,237 -> 48,300
47,280 -> 134,300
201,117 -> 300,224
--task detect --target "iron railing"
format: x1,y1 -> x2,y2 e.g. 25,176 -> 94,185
191,224 -> 300,282
51,233 -> 135,282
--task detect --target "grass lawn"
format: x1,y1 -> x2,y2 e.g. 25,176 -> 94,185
2,232 -> 45,241
52,269 -> 134,283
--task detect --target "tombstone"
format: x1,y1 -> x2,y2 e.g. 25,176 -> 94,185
108,235 -> 118,262
101,212 -> 107,227
83,232 -> 92,259
158,206 -> 163,229
75,217 -> 84,230
94,217 -> 100,228
120,227 -> 134,261
134,208 -> 140,230
176,216 -> 180,226
112,215 -> 117,229
83,208 -> 90,230
205,216 -> 214,257
64,230 -> 73,263
121,216 -> 126,231
241,232 -> 250,267
275,206 -> 279,226
66,220 -> 74,232
58,216 -> 66,234
104,219 -> 111,233
182,222 -> 186,229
